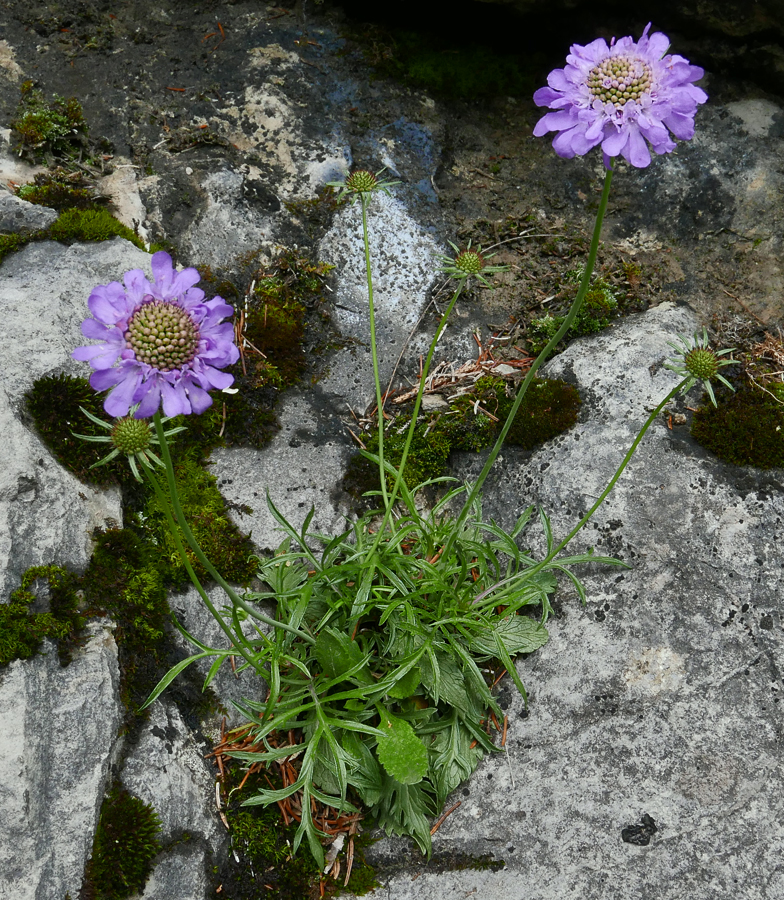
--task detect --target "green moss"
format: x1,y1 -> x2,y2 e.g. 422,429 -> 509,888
11,82 -> 88,162
48,208 -> 145,250
82,528 -> 170,715
527,273 -> 619,355
497,377 -> 582,449
345,376 -> 580,496
86,786 -> 161,900
143,456 -> 256,588
1,209 -> 145,266
691,383 -> 784,468
17,172 -> 98,211
1,565 -> 84,667
25,374 -> 127,486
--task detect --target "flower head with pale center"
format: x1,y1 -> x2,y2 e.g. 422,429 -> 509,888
533,23 -> 707,168
73,251 -> 239,418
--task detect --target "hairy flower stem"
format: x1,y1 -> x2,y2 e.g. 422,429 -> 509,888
448,162 -> 615,553
370,281 -> 465,554
360,195 -> 390,510
150,413 -> 316,646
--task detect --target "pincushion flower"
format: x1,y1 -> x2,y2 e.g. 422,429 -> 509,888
73,251 -> 239,418
533,23 -> 707,168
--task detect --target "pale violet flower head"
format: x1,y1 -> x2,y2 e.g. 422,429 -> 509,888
533,23 -> 707,168
73,251 -> 239,418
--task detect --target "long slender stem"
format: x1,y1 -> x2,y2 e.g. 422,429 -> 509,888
152,413 -> 315,644
369,281 -> 465,555
360,196 -> 389,510
545,380 -> 685,560
448,162 -> 615,550
142,462 -> 266,676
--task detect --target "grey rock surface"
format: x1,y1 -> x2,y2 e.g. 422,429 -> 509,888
140,844 -> 212,900
168,583 -> 267,727
0,2 -> 782,899
120,700 -> 226,854
0,622 -> 121,900
357,304 -> 784,899
0,240 -> 130,598
0,190 -> 57,233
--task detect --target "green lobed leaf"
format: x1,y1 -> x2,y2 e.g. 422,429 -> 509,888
467,614 -> 549,657
374,706 -> 429,785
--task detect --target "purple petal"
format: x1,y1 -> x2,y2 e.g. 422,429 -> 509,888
646,32 -> 670,59
169,267 -> 202,298
159,380 -> 190,417
662,111 -> 696,140
150,251 -> 175,296
102,369 -> 142,417
185,381 -> 213,414
546,68 -> 571,92
134,378 -> 165,418
551,128 -> 579,158
87,284 -> 127,325
624,127 -> 652,168
533,109 -> 579,136
601,128 -> 628,157
533,87 -> 563,107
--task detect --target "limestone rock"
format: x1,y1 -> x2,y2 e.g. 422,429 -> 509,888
120,700 -> 226,854
361,304 -> 784,899
0,190 -> 57,234
0,622 -> 121,900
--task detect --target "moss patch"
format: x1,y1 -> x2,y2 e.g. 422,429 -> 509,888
346,376 -> 580,495
0,208 -> 145,266
16,170 -> 99,211
48,208 -> 144,249
691,383 -> 784,468
142,456 -> 257,588
1,565 -> 84,667
25,374 -> 127,486
84,785 -> 161,900
11,82 -> 89,163
526,272 -> 620,355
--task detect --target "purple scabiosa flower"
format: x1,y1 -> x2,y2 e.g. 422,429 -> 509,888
73,251 -> 239,418
533,23 -> 707,168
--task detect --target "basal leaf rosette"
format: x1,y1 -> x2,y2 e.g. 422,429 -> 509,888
533,23 -> 707,168
73,251 -> 239,418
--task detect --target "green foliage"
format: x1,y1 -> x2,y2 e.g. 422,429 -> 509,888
86,786 -> 161,899
143,456 -> 256,587
25,374 -> 127,486
1,209 -> 145,265
156,485 -> 623,865
691,382 -> 784,468
498,378 -> 582,449
346,377 -> 580,494
48,208 -> 145,250
527,273 -> 619,355
16,171 -> 98,211
1,565 -> 83,666
11,82 -> 88,161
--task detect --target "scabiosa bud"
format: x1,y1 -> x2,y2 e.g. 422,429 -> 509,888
438,240 -> 507,287
72,405 -> 186,482
327,167 -> 400,204
665,328 -> 735,406
345,169 -> 379,194
111,416 -> 153,455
